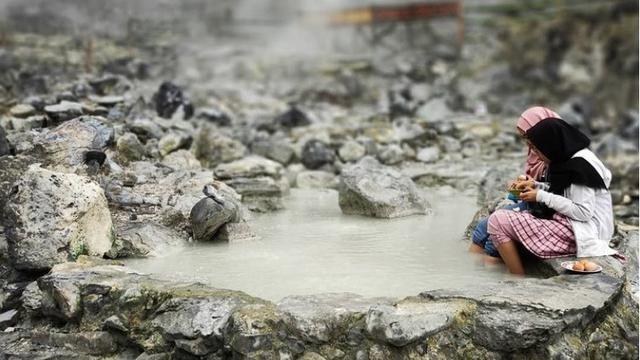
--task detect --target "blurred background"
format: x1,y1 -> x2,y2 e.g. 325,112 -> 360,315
0,0 -> 637,217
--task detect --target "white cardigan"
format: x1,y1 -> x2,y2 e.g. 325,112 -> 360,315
535,149 -> 616,257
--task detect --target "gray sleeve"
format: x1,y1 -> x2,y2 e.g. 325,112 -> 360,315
535,184 -> 595,222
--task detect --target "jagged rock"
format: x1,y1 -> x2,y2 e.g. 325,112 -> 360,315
158,132 -> 191,156
0,310 -> 18,330
338,140 -> 366,162
161,149 -> 202,170
295,171 -> 339,189
116,132 -> 146,164
32,330 -> 118,356
224,304 -> 279,356
4,165 -> 113,271
44,101 -> 84,123
214,156 -> 283,180
301,140 -> 335,170
107,222 -> 185,258
193,126 -> 246,168
338,157 -> 430,218
32,116 -> 114,170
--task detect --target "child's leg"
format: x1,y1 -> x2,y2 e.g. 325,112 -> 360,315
469,243 -> 485,254
488,210 -> 525,275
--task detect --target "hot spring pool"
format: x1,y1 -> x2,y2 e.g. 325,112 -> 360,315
125,188 -> 512,301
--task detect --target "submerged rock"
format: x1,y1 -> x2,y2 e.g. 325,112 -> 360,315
4,165 -> 113,271
338,157 -> 430,218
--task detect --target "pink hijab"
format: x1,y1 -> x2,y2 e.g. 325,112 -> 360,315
517,106 -> 561,180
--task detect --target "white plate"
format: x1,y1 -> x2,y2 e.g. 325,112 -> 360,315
560,261 -> 602,274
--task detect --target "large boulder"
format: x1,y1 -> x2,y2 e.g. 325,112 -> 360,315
190,196 -> 241,242
4,165 -> 113,271
338,157 -> 430,218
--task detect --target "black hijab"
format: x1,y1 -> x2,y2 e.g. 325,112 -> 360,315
525,118 -> 607,218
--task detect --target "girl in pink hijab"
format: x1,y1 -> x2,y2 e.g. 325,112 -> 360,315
517,106 -> 562,180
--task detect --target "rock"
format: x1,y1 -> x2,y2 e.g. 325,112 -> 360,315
161,149 -> 202,170
0,125 -> 11,156
276,106 -> 311,128
416,146 -> 441,163
365,303 -> 454,346
338,140 -> 366,162
214,156 -> 284,180
33,116 -> 114,170
32,330 -> 118,356
44,100 -> 84,123
377,144 -> 404,165
9,104 -> 36,118
439,136 -> 462,153
224,304 -> 279,356
251,139 -> 295,165
88,95 -> 125,106
107,222 -> 185,258
129,118 -> 164,142
338,157 -> 430,218
193,127 -> 246,168
215,222 -> 257,243
300,352 -> 327,360
301,140 -> 335,170
153,81 -> 192,119
416,97 -> 453,122
151,296 -> 245,343
278,293 -> 389,344
0,310 -> 18,330
190,197 -> 241,242
4,165 -> 113,271
223,177 -> 287,212
296,171 -> 339,189
158,132 -> 191,156
116,132 -> 146,163
10,115 -> 46,131
198,107 -> 233,126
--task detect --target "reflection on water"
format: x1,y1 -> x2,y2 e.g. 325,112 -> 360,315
125,188 -> 512,301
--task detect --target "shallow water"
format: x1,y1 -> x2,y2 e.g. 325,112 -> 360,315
125,188 -> 512,301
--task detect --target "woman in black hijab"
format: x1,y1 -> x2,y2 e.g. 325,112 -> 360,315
487,118 -> 615,275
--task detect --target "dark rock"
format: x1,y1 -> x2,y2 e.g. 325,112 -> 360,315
0,125 -> 12,156
198,108 -> 232,126
190,197 -> 240,242
153,81 -> 191,119
44,100 -> 84,123
276,106 -> 311,128
338,157 -> 430,218
301,140 -> 335,170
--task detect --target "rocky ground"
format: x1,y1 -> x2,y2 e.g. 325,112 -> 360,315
0,1 -> 638,359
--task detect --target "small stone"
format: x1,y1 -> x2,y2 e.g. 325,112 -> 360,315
10,104 -> 36,118
338,140 -> 366,162
0,309 -> 19,330
161,149 -> 202,170
296,171 -> 339,189
377,144 -> 404,165
44,101 -> 84,122
158,132 -> 191,156
276,106 -> 311,128
301,140 -> 335,170
103,315 -> 128,332
116,133 -> 146,163
88,95 -> 125,106
416,146 -> 440,163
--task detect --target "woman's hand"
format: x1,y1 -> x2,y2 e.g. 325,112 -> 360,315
519,188 -> 537,202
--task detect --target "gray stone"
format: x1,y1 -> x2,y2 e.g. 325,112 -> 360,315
193,126 -> 246,167
251,139 -> 295,165
32,330 -> 118,356
4,165 -> 113,271
216,222 -> 257,243
0,125 -> 11,156
338,140 -> 366,162
88,95 -> 125,106
365,303 -> 453,346
10,115 -> 46,131
416,146 -> 440,163
338,157 -> 430,218
214,156 -> 284,180
104,315 -> 128,332
377,144 -> 404,165
225,304 -> 278,355
44,100 -> 84,122
129,118 -> 164,141
190,197 -> 240,242
33,116 -> 114,170
301,140 -> 335,170
161,149 -> 202,170
152,296 -> 245,341
0,310 -> 18,330
37,276 -> 82,321
107,222 -> 185,258
416,97 -> 452,122
116,132 -> 146,163
296,171 -> 339,189
10,104 -> 36,118
159,132 -> 191,156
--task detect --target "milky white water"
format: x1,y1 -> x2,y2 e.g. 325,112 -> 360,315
125,188 -> 511,301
